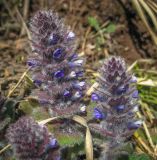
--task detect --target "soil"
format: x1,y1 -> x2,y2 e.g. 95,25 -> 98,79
0,1 -> 157,160
0,0 -> 157,94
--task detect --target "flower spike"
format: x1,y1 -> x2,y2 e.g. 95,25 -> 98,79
89,56 -> 141,159
6,116 -> 60,160
28,10 -> 86,117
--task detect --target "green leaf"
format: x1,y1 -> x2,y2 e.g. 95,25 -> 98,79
27,97 -> 40,108
0,117 -> 11,131
31,107 -> 50,121
61,141 -> 84,160
25,75 -> 34,85
129,153 -> 151,160
19,98 -> 40,115
88,16 -> 100,31
19,100 -> 33,115
150,133 -> 157,144
3,99 -> 16,119
90,79 -> 96,84
106,23 -> 116,33
96,36 -> 104,45
56,133 -> 83,147
60,135 -> 79,146
136,128 -> 147,140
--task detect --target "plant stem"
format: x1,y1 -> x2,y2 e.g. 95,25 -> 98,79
7,67 -> 31,98
0,144 -> 11,155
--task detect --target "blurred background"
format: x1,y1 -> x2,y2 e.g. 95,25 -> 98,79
0,0 -> 157,159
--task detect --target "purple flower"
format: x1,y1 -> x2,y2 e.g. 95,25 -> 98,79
68,59 -> 83,67
131,75 -> 137,83
63,90 -> 71,98
132,105 -> 139,112
117,86 -> 127,94
6,116 -> 60,160
28,10 -> 86,117
76,71 -> 84,77
27,60 -> 39,67
89,56 -> 141,158
91,93 -> 99,101
68,71 -> 76,78
128,120 -> 142,130
54,70 -> 65,79
73,81 -> 85,90
67,31 -> 75,40
48,33 -> 59,45
132,90 -> 139,98
53,48 -> 64,60
115,105 -> 125,112
48,138 -> 58,149
73,91 -> 82,99
93,108 -> 105,120
69,53 -> 78,61
33,79 -> 42,86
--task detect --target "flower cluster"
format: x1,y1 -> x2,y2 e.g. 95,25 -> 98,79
6,116 -> 60,160
28,10 -> 86,117
89,56 -> 142,158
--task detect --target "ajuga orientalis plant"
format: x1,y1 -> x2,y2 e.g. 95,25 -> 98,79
6,116 -> 60,160
1,9 -> 144,160
89,56 -> 142,160
28,10 -> 86,117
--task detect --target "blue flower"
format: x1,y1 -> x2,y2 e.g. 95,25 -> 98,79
73,91 -> 82,99
68,71 -> 83,79
67,31 -> 75,40
48,138 -> 58,149
132,90 -> 139,98
131,76 -> 137,83
33,79 -> 42,86
76,71 -> 84,77
69,53 -> 78,61
48,33 -> 59,45
127,120 -> 142,130
117,86 -> 127,94
73,81 -> 85,90
53,48 -> 64,60
93,108 -> 105,120
27,60 -> 38,67
68,59 -> 83,67
54,70 -> 64,79
115,105 -> 125,112
68,71 -> 76,78
91,93 -> 99,101
63,90 -> 71,98
132,105 -> 138,112
29,10 -> 86,117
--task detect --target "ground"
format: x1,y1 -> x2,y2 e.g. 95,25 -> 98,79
0,0 -> 157,159
0,0 -> 156,95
